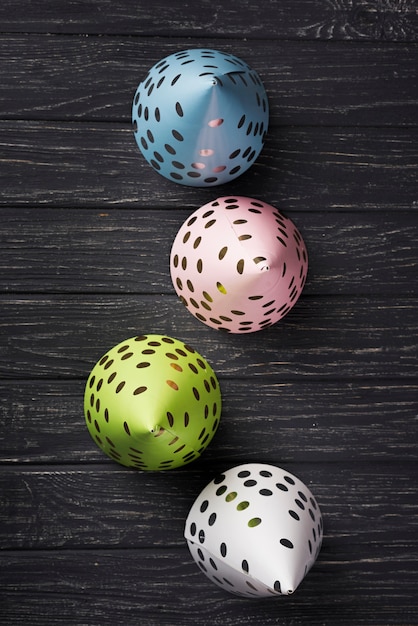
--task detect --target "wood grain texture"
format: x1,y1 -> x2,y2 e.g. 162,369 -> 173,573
1,208 -> 417,295
0,0 -> 417,41
1,1 -> 417,623
1,380 -> 417,463
2,546 -> 417,626
1,463 -> 417,549
1,122 -> 417,210
1,294 -> 417,380
1,35 -> 417,126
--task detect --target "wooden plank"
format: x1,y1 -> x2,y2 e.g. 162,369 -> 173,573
1,463 -> 417,550
2,464 -> 418,625
0,0 -> 417,41
0,122 -> 417,210
1,380 -> 417,463
1,208 -> 417,296
0,295 -> 416,380
1,35 -> 417,126
1,546 -> 417,626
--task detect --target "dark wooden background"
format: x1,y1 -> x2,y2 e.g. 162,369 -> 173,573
1,1 -> 417,624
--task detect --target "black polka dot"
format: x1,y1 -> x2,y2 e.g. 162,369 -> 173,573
200,500 -> 209,513
246,580 -> 258,592
280,538 -> 294,549
276,483 -> 288,491
198,529 -> 205,543
220,542 -> 227,557
284,475 -> 296,485
218,246 -> 228,260
208,512 -> 217,526
244,479 -> 257,487
238,470 -> 250,478
164,143 -> 175,155
289,510 -> 300,521
259,488 -> 273,496
172,129 -> 184,141
229,148 -> 241,159
148,342 -> 162,350
236,259 -> 244,274
190,522 -> 196,536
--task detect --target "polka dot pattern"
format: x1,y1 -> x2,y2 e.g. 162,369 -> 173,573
132,49 -> 269,187
171,196 -> 308,333
84,335 -> 221,471
184,463 -> 322,597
